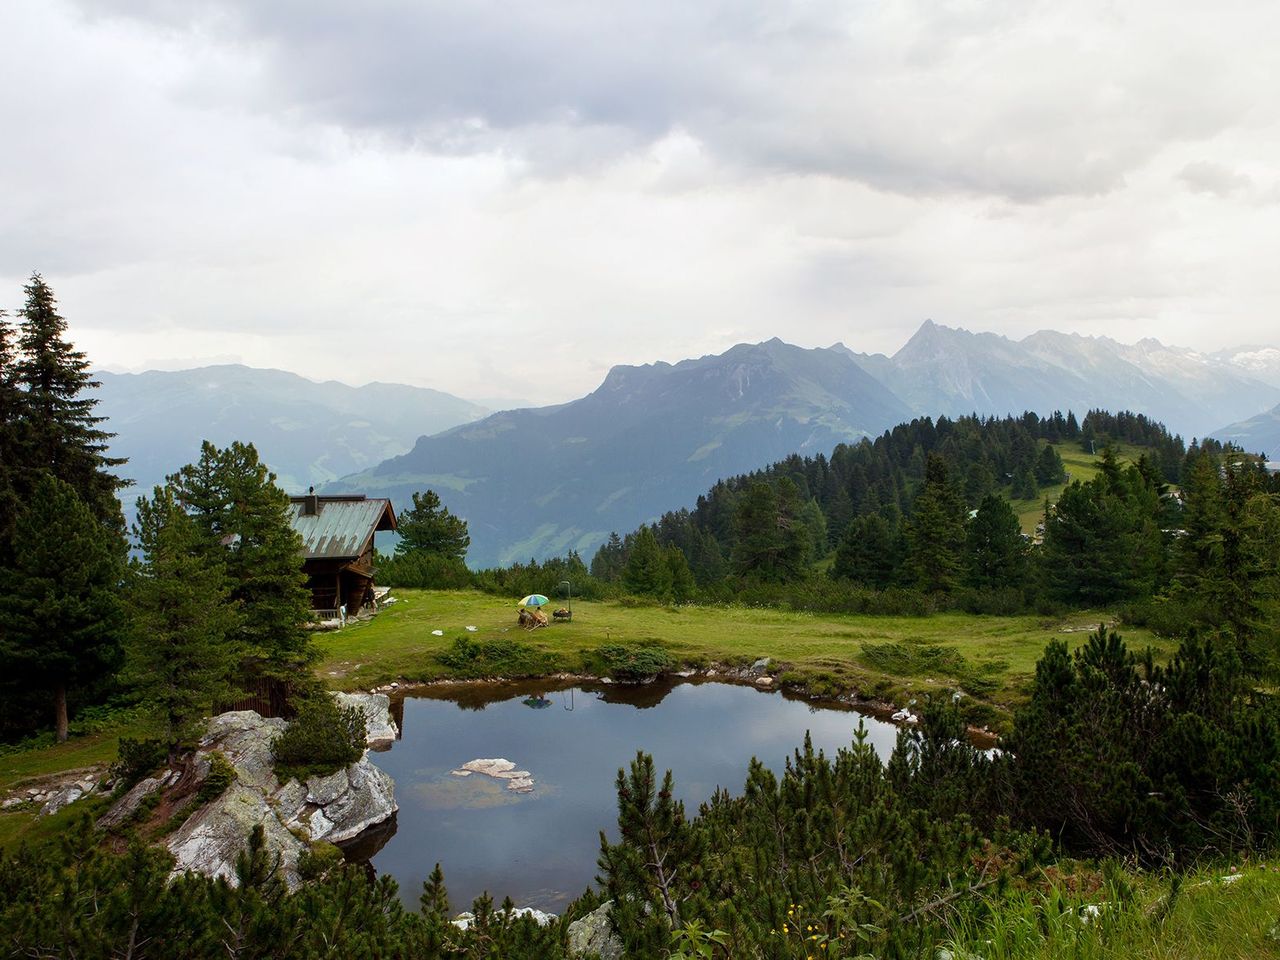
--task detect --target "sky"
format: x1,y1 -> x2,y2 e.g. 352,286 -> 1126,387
2,0 -> 1278,406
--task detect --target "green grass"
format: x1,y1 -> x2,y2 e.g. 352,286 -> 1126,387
1010,441 -> 1143,534
943,861 -> 1280,959
314,590 -> 1165,722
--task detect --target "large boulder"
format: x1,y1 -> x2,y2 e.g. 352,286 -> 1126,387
135,707 -> 398,890
335,692 -> 399,748
567,901 -> 623,960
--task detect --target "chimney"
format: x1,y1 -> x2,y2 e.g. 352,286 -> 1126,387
303,486 -> 318,516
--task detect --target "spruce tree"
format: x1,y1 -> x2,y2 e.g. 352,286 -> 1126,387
831,513 -> 898,587
665,544 -> 696,602
622,526 -> 673,597
395,489 -> 470,560
906,455 -> 966,593
168,441 -> 315,683
732,479 -> 810,582
1034,443 -> 1066,485
127,486 -> 241,759
965,493 -> 1028,590
0,475 -> 124,741
0,309 -> 21,555
13,274 -> 125,532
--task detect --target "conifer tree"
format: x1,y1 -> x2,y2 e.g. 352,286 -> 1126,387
1034,443 -> 1066,485
167,441 -> 315,683
906,455 -> 966,592
0,475 -> 124,741
396,489 -> 470,561
831,513 -> 898,587
732,479 -> 810,582
0,309 -> 21,555
590,531 -> 626,581
127,486 -> 241,759
622,526 -> 673,597
665,544 -> 696,602
12,274 -> 125,532
965,493 -> 1028,590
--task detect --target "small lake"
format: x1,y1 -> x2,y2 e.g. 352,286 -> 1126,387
365,679 -> 902,911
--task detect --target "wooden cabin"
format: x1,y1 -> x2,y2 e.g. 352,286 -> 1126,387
288,493 -> 397,617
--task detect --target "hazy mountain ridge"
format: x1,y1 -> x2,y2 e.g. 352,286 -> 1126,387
339,339 -> 911,566
1213,403 -> 1280,462
94,364 -> 489,505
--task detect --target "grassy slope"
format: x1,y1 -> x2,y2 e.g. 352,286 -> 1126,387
946,863 -> 1280,959
1009,440 -> 1142,534
314,589 -> 1163,715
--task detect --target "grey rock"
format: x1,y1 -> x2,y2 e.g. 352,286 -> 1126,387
567,901 -> 623,960
98,774 -> 169,830
165,708 -> 396,889
751,657 -> 772,671
39,785 -> 84,817
334,692 -> 399,748
1,797 -> 26,810
453,907 -> 557,930
168,783 -> 308,890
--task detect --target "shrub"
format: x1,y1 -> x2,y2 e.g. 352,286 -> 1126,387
592,644 -> 675,682
435,637 -> 560,678
297,840 -> 344,881
197,751 -> 235,804
112,737 -> 167,787
272,696 -> 367,783
375,551 -> 474,589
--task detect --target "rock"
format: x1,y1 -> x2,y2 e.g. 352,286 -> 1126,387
451,758 -> 536,793
453,907 -> 556,930
754,676 -> 774,687
751,657 -> 772,671
39,785 -> 84,816
334,692 -> 399,748
297,759 -> 398,843
98,773 -> 169,830
567,901 -> 623,959
168,783 -> 309,890
162,708 -> 396,889
1,797 -> 26,810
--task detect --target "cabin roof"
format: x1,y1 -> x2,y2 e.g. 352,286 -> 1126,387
288,494 -> 397,560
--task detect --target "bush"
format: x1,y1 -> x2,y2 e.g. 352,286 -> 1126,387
374,551 -> 474,589
436,637 -> 560,678
297,841 -> 344,881
272,696 -> 367,783
197,751 -> 235,804
112,737 -> 168,787
591,644 -> 676,682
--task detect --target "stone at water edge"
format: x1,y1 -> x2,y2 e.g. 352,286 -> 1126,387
450,758 -> 536,793
334,692 -> 399,748
452,907 -> 557,930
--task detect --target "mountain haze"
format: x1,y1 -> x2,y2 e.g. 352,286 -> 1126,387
340,339 -> 910,566
1213,403 -> 1280,461
94,365 -> 488,506
843,321 -> 1280,438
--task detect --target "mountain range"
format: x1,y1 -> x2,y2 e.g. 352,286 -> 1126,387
91,323 -> 1280,566
93,365 -> 488,509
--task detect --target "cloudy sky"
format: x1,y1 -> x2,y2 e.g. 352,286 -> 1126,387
3,0 -> 1278,404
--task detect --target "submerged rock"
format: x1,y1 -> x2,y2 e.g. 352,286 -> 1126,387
567,901 -> 623,959
450,758 -> 535,793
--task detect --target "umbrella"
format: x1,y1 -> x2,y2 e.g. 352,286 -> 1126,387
518,594 -> 550,607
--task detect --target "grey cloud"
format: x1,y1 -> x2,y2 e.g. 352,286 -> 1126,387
1177,160 -> 1253,197
72,0 -> 1249,201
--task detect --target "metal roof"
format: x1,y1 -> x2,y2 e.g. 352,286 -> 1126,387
288,496 -> 396,560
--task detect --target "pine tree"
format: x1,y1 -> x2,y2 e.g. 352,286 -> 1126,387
732,479 -> 810,582
168,441 -> 315,683
906,455 -> 966,593
590,531 -> 626,581
831,513 -> 898,588
1034,444 -> 1066,485
0,475 -> 124,741
395,489 -> 471,561
965,494 -> 1028,590
622,527 -> 673,597
665,545 -> 696,602
12,274 -> 125,532
127,486 -> 241,759
0,309 -> 21,555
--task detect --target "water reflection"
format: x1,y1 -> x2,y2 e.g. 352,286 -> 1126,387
366,679 -> 900,911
